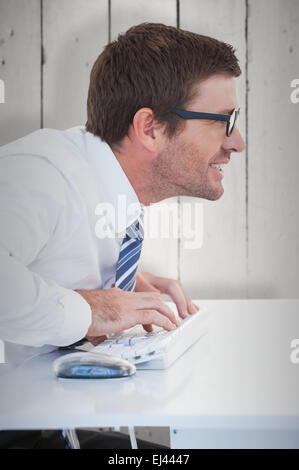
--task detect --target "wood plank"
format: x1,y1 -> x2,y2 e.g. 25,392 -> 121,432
111,0 -> 179,280
248,0 -> 299,297
43,0 -> 108,129
180,0 -> 247,298
111,0 -> 177,40
0,0 -> 41,145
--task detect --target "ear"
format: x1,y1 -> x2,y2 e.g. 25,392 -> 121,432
132,107 -> 165,153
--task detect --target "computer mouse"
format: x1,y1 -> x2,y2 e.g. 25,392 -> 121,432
53,351 -> 136,379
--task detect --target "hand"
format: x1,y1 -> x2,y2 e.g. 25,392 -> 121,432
76,287 -> 180,346
135,271 -> 199,321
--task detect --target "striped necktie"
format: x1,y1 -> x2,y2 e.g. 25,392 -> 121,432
114,208 -> 144,291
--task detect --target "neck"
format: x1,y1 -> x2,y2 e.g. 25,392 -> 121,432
111,143 -> 176,206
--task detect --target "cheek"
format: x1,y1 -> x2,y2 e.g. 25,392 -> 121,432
188,124 -> 224,160
195,141 -> 221,168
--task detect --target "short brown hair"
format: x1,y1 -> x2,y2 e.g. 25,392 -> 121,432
85,23 -> 241,146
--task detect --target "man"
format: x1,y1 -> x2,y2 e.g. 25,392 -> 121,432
0,23 -> 245,448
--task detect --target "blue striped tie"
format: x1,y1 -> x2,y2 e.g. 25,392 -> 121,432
114,208 -> 144,291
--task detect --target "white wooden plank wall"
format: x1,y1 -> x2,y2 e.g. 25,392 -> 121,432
247,0 -> 299,298
0,0 -> 41,145
0,0 -> 298,300
43,0 -> 108,129
180,0 -> 247,299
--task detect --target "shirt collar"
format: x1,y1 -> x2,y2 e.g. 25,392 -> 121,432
82,129 -> 142,237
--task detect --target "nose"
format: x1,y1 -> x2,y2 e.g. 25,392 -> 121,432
222,126 -> 245,154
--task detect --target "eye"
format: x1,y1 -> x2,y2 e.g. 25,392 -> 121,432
207,120 -> 221,126
214,120 -> 225,127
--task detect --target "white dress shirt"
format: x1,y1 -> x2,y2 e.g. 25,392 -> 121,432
0,126 -> 142,366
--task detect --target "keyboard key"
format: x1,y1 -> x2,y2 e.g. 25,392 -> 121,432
128,336 -> 148,345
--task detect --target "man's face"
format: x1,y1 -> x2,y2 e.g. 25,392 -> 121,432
157,74 -> 245,200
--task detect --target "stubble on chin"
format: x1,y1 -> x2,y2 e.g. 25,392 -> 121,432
153,139 -> 224,201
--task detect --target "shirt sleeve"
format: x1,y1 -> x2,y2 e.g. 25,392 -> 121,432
0,154 -> 92,347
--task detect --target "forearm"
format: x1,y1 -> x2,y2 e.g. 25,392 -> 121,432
0,251 -> 92,347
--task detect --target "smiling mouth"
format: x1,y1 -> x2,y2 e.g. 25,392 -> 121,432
209,163 -> 225,172
208,157 -> 230,175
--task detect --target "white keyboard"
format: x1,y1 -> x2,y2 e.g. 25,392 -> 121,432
91,305 -> 209,369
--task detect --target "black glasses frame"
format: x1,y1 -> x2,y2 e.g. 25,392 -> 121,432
172,108 -> 240,137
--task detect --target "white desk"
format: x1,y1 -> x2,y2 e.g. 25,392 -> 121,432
0,299 -> 298,449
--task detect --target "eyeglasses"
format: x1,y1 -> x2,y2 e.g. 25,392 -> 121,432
172,107 -> 240,137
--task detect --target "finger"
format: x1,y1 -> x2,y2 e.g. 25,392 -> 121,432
136,276 -> 198,316
139,310 -> 177,332
162,281 -> 190,319
166,282 -> 199,317
143,324 -> 153,333
179,290 -> 200,315
186,298 -> 200,315
86,335 -> 107,346
135,273 -> 161,294
134,292 -> 179,326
